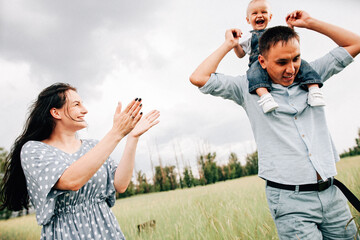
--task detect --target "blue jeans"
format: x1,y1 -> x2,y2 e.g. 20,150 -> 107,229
248,59 -> 323,94
266,184 -> 359,240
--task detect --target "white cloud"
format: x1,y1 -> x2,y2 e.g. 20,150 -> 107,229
0,59 -> 43,148
1,0 -> 360,179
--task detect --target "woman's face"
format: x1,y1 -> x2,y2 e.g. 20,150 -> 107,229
57,90 -> 88,131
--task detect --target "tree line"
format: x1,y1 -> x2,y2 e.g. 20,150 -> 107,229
2,127 -> 360,219
2,125 -> 360,218
0,145 -> 258,219
116,151 -> 258,199
340,129 -> 360,158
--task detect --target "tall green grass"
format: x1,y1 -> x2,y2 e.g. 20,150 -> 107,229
1,156 -> 359,240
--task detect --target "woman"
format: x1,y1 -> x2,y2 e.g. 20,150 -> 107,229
0,83 -> 160,239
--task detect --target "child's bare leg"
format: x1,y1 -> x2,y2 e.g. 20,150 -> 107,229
307,83 -> 326,107
307,83 -> 319,89
256,87 -> 269,97
256,87 -> 279,113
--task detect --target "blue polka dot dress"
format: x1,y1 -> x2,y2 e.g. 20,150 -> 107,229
21,139 -> 126,240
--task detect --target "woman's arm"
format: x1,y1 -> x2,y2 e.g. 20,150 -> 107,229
113,110 -> 160,193
54,99 -> 142,191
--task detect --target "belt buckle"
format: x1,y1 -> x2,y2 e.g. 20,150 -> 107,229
317,179 -> 330,192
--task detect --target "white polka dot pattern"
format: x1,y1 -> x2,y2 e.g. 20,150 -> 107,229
21,139 -> 125,240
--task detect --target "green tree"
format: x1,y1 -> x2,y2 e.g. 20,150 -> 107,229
183,167 -> 195,188
135,170 -> 152,194
0,147 -> 12,219
154,166 -> 171,191
228,152 -> 244,179
198,153 -> 218,184
217,166 -> 226,181
0,147 -> 7,174
340,128 -> 360,157
244,151 -> 258,176
163,166 -> 178,190
223,165 -> 231,180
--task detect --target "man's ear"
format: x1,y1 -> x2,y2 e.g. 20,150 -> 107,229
50,108 -> 61,120
258,55 -> 267,69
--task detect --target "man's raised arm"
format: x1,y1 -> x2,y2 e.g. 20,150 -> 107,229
189,29 -> 242,88
286,10 -> 360,58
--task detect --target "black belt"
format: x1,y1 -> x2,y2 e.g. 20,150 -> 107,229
266,178 -> 333,192
266,178 -> 360,212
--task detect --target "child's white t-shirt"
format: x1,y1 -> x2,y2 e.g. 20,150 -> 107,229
239,33 -> 252,55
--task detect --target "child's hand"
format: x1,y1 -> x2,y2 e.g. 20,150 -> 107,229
231,29 -> 243,39
225,28 -> 242,47
286,10 -> 311,29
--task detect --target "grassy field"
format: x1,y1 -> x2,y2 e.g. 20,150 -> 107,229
1,156 -> 359,240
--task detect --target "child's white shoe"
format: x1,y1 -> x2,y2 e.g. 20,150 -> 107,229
308,87 -> 326,107
258,93 -> 279,113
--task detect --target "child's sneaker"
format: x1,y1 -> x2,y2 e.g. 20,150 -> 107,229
258,93 -> 279,113
308,87 -> 326,107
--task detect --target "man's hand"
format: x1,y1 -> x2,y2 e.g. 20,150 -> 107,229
225,28 -> 242,48
189,28 -> 244,88
286,10 -> 312,29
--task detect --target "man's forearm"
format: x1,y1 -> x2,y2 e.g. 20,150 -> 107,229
306,18 -> 360,58
190,41 -> 234,88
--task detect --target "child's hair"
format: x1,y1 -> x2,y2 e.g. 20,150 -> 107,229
0,83 -> 76,211
247,0 -> 270,16
248,0 -> 267,4
259,26 -> 300,57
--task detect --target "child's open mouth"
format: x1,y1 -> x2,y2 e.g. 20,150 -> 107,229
256,19 -> 265,25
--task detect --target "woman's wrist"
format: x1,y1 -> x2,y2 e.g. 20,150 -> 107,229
107,127 -> 125,143
128,132 -> 140,140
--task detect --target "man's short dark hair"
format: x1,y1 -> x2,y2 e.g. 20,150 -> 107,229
259,26 -> 300,57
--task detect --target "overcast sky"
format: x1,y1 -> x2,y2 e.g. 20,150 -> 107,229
1,0 -> 360,179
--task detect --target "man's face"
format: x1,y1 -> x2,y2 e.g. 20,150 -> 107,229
258,38 -> 301,87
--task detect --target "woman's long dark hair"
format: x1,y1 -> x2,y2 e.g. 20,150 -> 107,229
0,83 -> 76,211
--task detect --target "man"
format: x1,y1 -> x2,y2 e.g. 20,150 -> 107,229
190,10 -> 360,239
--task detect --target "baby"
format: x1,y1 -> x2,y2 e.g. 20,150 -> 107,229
233,0 -> 325,113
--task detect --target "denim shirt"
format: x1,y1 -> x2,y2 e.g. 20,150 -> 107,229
200,47 -> 353,185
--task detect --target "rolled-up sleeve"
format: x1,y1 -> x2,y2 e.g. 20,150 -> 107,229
199,73 -> 246,106
310,47 -> 354,82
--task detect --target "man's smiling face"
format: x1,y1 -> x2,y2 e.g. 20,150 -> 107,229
258,38 -> 301,87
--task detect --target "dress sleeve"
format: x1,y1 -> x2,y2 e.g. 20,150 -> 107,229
21,141 -> 70,225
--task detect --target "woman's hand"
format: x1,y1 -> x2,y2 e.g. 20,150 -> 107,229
129,110 -> 160,138
112,98 -> 143,139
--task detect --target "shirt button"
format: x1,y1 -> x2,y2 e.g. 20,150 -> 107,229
309,153 -> 312,157
294,116 -> 297,120
302,134 -> 305,137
